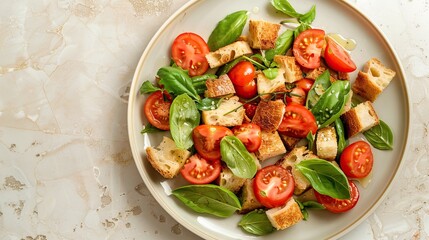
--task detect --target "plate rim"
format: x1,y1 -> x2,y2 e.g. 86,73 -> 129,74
127,0 -> 411,239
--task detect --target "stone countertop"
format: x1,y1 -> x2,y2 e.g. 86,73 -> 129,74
0,0 -> 428,239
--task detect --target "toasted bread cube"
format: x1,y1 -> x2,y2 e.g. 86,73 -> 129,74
202,96 -> 245,127
337,71 -> 350,80
352,58 -> 396,102
341,101 -> 380,137
255,130 -> 286,161
276,146 -> 318,195
278,134 -> 301,151
145,137 -> 191,178
274,55 -> 303,83
239,179 -> 264,214
266,198 -> 303,230
256,69 -> 287,98
304,66 -> 336,82
252,100 -> 285,132
218,165 -> 246,193
204,74 -> 236,98
248,20 -> 281,50
205,41 -> 253,68
316,126 -> 338,161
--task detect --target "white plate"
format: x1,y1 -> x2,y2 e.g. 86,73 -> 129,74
127,0 -> 410,239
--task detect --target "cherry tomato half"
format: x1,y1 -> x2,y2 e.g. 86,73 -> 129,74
227,61 -> 256,87
180,154 -> 221,184
277,104 -> 318,138
243,102 -> 258,119
286,87 -> 306,105
324,37 -> 357,73
232,123 -> 262,152
234,79 -> 257,99
253,165 -> 295,208
171,32 -> 210,76
295,78 -> 314,93
143,91 -> 172,130
192,125 -> 233,161
340,141 -> 374,178
315,180 -> 360,213
293,29 -> 325,69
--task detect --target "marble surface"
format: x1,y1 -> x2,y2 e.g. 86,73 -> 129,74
0,0 -> 428,239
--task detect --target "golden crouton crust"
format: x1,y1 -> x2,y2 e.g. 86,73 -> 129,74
278,133 -> 301,151
204,74 -> 236,98
274,55 -> 303,83
239,179 -> 264,214
205,41 -> 253,68
252,100 -> 285,132
255,130 -> 286,161
249,20 -> 281,50
341,101 -> 380,137
266,198 -> 303,230
352,71 -> 381,102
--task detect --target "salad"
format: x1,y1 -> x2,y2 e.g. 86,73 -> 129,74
138,0 -> 395,236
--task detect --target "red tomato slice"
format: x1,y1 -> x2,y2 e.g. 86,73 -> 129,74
293,29 -> 325,69
171,32 -> 210,76
192,125 -> 233,161
180,154 -> 221,184
324,37 -> 357,73
232,123 -> 262,152
340,141 -> 374,178
143,91 -> 172,130
278,104 -> 318,138
286,87 -> 306,105
295,78 -> 314,93
315,180 -> 360,213
243,102 -> 258,119
227,61 -> 256,87
234,79 -> 257,99
253,165 -> 295,208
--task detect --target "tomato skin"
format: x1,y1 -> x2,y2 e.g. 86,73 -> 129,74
315,180 -> 359,213
234,79 -> 257,99
293,29 -> 326,69
143,91 -> 172,130
340,141 -> 374,178
295,78 -> 314,93
286,87 -> 306,105
278,104 -> 318,138
180,154 -> 221,184
171,32 -> 210,76
253,165 -> 295,208
192,125 -> 233,161
324,38 -> 357,73
243,102 -> 258,119
232,123 -> 262,152
228,61 -> 256,87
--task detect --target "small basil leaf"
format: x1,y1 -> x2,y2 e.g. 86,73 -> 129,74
140,123 -> 164,134
306,70 -> 331,109
158,66 -> 200,101
192,73 -> 217,95
140,81 -> 161,94
265,29 -> 294,62
207,10 -> 248,51
172,184 -> 241,218
334,118 -> 347,157
220,136 -> 257,179
302,200 -> 325,209
306,131 -> 315,152
196,97 -> 222,111
250,53 -> 271,67
262,68 -> 279,80
271,0 -> 302,18
296,159 -> 350,199
363,120 -> 394,150
293,23 -> 311,39
238,209 -> 275,236
298,5 -> 316,24
216,57 -> 245,76
169,94 -> 200,149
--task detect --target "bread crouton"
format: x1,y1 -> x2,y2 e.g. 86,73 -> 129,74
248,20 -> 281,50
341,101 -> 380,137
252,100 -> 285,132
316,126 -> 338,161
204,74 -> 235,98
256,69 -> 287,98
218,165 -> 246,193
255,130 -> 286,161
278,134 -> 301,151
352,58 -> 396,102
304,66 -> 337,82
274,55 -> 303,83
202,96 -> 245,127
205,41 -> 253,68
239,179 -> 264,214
146,137 -> 191,178
266,198 -> 303,230
276,146 -> 318,195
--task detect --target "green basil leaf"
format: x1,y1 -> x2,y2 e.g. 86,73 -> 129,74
220,136 -> 257,179
172,184 -> 241,218
306,131 -> 315,152
302,200 -> 325,209
216,57 -> 245,76
158,66 -> 200,101
238,209 -> 275,236
363,120 -> 394,150
298,5 -> 316,24
306,70 -> 331,109
192,73 -> 217,95
169,94 -> 200,149
293,23 -> 311,40
265,30 -> 294,62
250,53 -> 271,68
140,81 -> 161,94
296,159 -> 350,199
262,68 -> 279,80
140,123 -> 164,134
334,118 -> 347,157
271,0 -> 302,18
196,97 -> 222,111
207,10 -> 248,51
